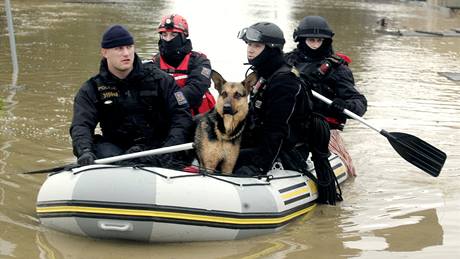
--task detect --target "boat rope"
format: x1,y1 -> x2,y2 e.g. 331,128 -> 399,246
66,164 -> 313,188
54,154 -> 330,188
59,165 -> 123,176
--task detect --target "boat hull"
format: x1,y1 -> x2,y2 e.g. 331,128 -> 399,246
36,154 -> 347,242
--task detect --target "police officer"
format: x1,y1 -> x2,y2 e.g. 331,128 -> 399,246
70,24 -> 193,166
233,22 -> 311,177
152,14 -> 215,116
285,16 -> 367,176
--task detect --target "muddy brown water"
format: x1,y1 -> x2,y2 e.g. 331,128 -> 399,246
1,0 -> 460,258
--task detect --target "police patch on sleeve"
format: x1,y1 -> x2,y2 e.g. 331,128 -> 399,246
174,91 -> 188,105
200,67 -> 212,78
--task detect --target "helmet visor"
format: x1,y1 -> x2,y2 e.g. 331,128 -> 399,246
237,27 -> 263,42
238,27 -> 285,46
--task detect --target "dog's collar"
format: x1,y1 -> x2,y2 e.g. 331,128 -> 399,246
219,121 -> 246,141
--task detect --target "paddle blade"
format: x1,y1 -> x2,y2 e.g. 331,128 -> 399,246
382,131 -> 446,177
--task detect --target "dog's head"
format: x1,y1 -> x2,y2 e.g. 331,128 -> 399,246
211,70 -> 257,119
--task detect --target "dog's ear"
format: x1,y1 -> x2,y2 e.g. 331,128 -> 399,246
211,70 -> 226,94
242,72 -> 258,93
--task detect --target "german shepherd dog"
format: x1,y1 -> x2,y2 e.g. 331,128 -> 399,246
194,70 -> 257,174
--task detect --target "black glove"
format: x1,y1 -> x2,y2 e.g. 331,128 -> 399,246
77,152 -> 97,166
125,145 -> 145,154
329,98 -> 347,114
233,165 -> 263,177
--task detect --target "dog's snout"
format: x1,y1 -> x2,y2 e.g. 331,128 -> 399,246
223,103 -> 234,115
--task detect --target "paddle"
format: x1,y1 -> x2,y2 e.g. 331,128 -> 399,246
23,142 -> 194,174
311,90 -> 446,177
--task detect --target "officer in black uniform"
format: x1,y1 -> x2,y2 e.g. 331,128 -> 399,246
285,16 -> 367,178
233,22 -> 311,177
70,24 -> 193,166
285,16 -> 367,130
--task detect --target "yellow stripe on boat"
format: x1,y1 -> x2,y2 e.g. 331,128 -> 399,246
280,186 -> 309,200
334,164 -> 347,177
36,204 -> 317,225
307,179 -> 317,193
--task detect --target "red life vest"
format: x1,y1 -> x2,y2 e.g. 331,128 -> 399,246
159,53 -> 215,115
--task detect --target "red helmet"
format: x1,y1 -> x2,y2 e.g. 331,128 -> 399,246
158,14 -> 189,37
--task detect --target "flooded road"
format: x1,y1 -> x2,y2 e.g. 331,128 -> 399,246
1,0 -> 459,258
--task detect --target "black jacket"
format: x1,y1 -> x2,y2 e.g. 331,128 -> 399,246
243,54 -> 310,171
285,49 -> 367,128
70,54 -> 193,156
152,51 -> 212,111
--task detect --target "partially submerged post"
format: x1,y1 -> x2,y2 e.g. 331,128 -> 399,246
4,0 -> 19,84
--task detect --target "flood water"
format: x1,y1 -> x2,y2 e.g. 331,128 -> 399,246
1,0 -> 460,258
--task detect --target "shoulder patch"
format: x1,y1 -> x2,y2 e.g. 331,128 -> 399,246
174,91 -> 188,105
200,67 -> 212,79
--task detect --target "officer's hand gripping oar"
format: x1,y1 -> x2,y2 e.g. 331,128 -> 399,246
23,142 -> 195,174
311,90 -> 446,177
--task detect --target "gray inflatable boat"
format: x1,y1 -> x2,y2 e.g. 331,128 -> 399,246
36,154 -> 348,242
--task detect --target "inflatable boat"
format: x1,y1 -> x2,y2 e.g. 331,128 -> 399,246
36,154 -> 348,242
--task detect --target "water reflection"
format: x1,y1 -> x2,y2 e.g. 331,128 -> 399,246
343,209 -> 443,251
36,230 -> 298,259
374,209 -> 443,251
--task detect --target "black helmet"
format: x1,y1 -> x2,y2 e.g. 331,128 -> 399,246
237,22 -> 285,51
293,16 -> 334,42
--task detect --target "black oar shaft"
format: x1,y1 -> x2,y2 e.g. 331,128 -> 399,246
24,164 -> 77,175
